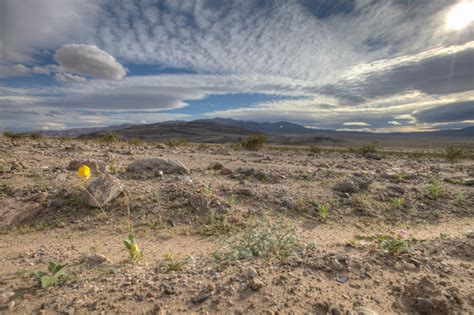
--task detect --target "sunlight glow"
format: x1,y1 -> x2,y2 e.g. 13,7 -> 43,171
446,2 -> 474,30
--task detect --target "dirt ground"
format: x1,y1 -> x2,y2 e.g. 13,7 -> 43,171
0,136 -> 473,314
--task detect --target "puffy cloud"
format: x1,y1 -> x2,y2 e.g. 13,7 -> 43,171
0,64 -> 30,77
388,121 -> 401,126
54,44 -> 126,80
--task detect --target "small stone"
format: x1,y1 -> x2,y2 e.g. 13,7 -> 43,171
248,277 -> 264,290
85,174 -> 123,208
208,162 -> 224,170
333,181 -> 359,194
244,267 -> 259,279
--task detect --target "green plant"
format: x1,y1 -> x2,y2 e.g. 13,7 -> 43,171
127,138 -> 143,146
33,262 -> 72,288
445,145 -> 464,161
214,217 -> 313,261
3,131 -> 27,140
241,134 -> 267,151
34,172 -> 49,191
124,233 -> 143,263
427,179 -> 444,200
157,254 -> 188,273
198,209 -> 237,236
166,138 -> 188,147
317,204 -> 330,222
358,142 -> 378,155
391,197 -> 405,208
379,236 -> 409,256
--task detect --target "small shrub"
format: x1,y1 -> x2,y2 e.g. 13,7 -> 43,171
379,236 -> 409,256
391,197 -> 405,208
445,145 -> 464,161
3,131 -> 27,140
166,138 -> 188,147
198,209 -> 237,236
98,132 -> 120,143
157,254 -> 188,274
427,179 -> 444,200
33,261 -> 74,288
357,141 -> 378,155
241,134 -> 267,151
127,138 -> 143,146
29,132 -> 43,140
317,204 -> 330,222
308,146 -> 322,154
214,217 -> 313,261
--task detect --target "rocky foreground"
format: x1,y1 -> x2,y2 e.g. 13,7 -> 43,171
0,136 -> 473,314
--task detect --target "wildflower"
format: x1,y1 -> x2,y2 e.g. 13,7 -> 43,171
124,233 -> 142,262
398,229 -> 409,239
77,165 -> 91,180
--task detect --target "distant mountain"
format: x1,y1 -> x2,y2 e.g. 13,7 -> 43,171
84,120 -> 256,143
195,118 -> 315,134
39,123 -> 136,137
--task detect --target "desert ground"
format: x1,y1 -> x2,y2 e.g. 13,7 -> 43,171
0,135 -> 473,314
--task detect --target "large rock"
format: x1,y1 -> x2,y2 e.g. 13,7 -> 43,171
333,176 -> 373,194
127,158 -> 189,177
0,198 -> 43,228
85,174 -> 123,208
67,159 -> 108,173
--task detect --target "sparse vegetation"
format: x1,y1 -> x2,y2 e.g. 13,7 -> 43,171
33,261 -> 74,288
308,145 -> 322,153
241,134 -> 267,151
166,137 -> 188,147
3,131 -> 27,140
427,179 -> 444,200
357,141 -> 378,155
391,197 -> 405,208
445,145 -> 464,161
317,204 -> 330,222
198,209 -> 238,236
157,254 -> 188,273
214,217 -> 313,261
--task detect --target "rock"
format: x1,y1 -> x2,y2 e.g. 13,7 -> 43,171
215,147 -> 231,155
350,176 -> 373,190
192,284 -> 215,303
244,267 -> 259,279
84,254 -> 112,266
85,174 -> 123,208
333,181 -> 359,194
365,153 -> 382,160
282,198 -> 296,210
207,162 -> 224,170
0,198 -> 43,228
220,168 -> 233,175
67,159 -> 108,173
354,306 -> 379,315
466,231 -> 474,239
387,185 -> 405,195
156,143 -> 167,149
127,158 -> 189,177
236,167 -> 255,176
248,277 -> 264,290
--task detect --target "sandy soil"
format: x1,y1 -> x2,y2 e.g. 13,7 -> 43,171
0,136 -> 473,314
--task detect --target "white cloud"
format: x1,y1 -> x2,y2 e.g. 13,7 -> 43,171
343,122 -> 370,126
54,44 -> 126,80
388,121 -> 401,126
55,72 -> 87,83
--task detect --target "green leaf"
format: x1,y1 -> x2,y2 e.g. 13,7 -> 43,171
40,275 -> 58,288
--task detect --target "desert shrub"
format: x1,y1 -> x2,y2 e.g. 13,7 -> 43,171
241,134 -> 267,151
127,138 -> 143,146
3,131 -> 27,140
98,132 -> 120,143
214,217 -> 314,261
166,137 -> 188,147
28,132 -> 43,140
198,209 -> 238,236
427,179 -> 444,200
445,145 -> 464,161
317,204 -> 330,222
357,141 -> 378,154
308,145 -> 322,154
157,254 -> 189,274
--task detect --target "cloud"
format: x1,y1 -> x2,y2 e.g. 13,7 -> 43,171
343,122 -> 370,126
388,121 -> 401,126
54,44 -> 126,80
414,101 -> 474,123
0,64 -> 30,77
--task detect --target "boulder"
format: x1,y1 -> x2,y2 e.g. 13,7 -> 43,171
67,159 -> 108,173
85,174 -> 123,208
127,158 -> 189,177
0,198 -> 43,227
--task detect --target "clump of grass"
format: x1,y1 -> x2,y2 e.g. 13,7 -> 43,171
127,138 -> 143,146
198,209 -> 237,236
317,204 -> 330,222
391,197 -> 405,208
308,146 -> 322,154
355,233 -> 410,256
241,134 -> 267,151
357,141 -> 378,155
427,179 -> 444,200
213,217 -> 314,261
166,137 -> 188,147
98,132 -> 120,143
157,254 -> 188,274
33,261 -> 75,288
445,145 -> 464,161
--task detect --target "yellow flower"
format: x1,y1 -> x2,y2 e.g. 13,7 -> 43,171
77,164 -> 91,179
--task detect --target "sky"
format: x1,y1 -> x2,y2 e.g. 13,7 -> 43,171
0,0 -> 473,132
